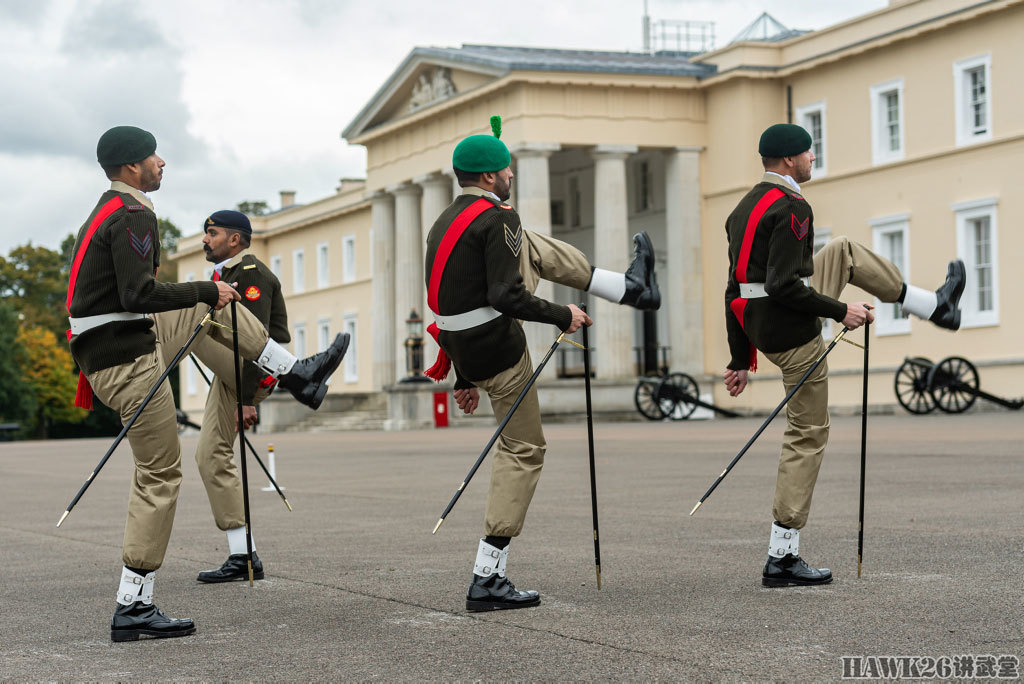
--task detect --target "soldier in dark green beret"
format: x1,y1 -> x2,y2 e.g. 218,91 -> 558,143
68,126 -> 352,641
425,116 -> 660,611
720,123 -> 965,587
191,210 -> 349,584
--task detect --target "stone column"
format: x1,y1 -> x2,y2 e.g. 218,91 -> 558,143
389,183 -> 423,382
510,142 -> 561,376
370,191 -> 396,389
591,145 -> 638,380
665,147 -> 704,375
415,173 -> 453,372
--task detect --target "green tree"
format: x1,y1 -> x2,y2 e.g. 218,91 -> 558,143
0,303 -> 32,430
156,217 -> 182,283
236,200 -> 270,216
0,243 -> 67,340
17,325 -> 86,438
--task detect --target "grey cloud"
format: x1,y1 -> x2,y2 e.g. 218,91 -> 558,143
60,0 -> 171,58
0,0 -> 53,25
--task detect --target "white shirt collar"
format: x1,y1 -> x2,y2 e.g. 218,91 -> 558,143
213,257 -> 231,274
764,171 -> 801,194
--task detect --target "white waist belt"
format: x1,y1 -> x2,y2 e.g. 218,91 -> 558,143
739,278 -> 809,299
434,306 -> 502,332
69,312 -> 148,335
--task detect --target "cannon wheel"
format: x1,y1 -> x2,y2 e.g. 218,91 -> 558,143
928,356 -> 979,414
634,379 -> 667,421
656,372 -> 700,420
894,357 -> 938,414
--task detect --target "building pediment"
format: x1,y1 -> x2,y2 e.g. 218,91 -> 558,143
342,48 -> 506,141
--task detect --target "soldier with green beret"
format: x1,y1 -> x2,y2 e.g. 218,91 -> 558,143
68,126 -> 351,641
425,116 -> 660,611
721,123 -> 965,587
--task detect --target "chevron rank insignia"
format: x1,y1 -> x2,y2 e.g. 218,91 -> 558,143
126,228 -> 153,259
504,223 -> 522,257
791,214 -> 810,240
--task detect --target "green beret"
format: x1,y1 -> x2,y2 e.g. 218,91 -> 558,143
452,134 -> 511,173
96,126 -> 157,167
758,123 -> 812,157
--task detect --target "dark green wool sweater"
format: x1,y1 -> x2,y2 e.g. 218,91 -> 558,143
68,189 -> 219,373
724,180 -> 847,371
425,193 -> 572,388
217,251 -> 288,403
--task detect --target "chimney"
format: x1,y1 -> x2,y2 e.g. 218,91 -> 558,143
280,190 -> 296,208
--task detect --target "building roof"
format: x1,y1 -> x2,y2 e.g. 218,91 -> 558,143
729,12 -> 809,44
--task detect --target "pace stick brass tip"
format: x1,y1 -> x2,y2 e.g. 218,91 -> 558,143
284,498 -> 293,512
563,338 -> 586,350
689,500 -> 703,516
857,559 -> 862,579
432,518 -> 444,535
596,566 -> 602,590
56,510 -> 70,527
840,336 -> 866,350
248,562 -> 254,587
556,332 -> 566,344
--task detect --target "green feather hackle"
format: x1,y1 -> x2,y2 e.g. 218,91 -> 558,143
490,115 -> 502,139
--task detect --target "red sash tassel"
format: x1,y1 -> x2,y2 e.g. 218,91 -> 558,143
74,372 -> 94,410
424,323 -> 451,381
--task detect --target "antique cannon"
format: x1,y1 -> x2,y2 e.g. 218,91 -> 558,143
634,372 -> 740,421
894,355 -> 1024,415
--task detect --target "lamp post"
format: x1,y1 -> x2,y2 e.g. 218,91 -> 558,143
401,309 -> 430,383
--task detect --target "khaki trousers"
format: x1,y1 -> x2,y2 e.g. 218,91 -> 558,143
477,230 -> 592,537
194,344 -> 272,530
86,303 -> 268,570
765,237 -> 903,528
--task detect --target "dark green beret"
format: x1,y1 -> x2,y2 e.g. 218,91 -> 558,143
452,134 -> 511,173
96,126 -> 157,167
758,123 -> 812,157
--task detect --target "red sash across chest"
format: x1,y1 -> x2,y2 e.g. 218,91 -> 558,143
729,187 -> 786,371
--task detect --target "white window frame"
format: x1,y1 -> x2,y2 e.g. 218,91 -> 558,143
343,314 -> 358,383
870,214 -> 912,336
270,255 -> 282,279
186,362 -> 197,396
870,79 -> 905,165
292,249 -> 305,294
953,54 -> 992,147
317,242 -> 329,289
317,317 -> 331,353
796,101 -> 828,178
342,234 -> 356,284
952,197 -> 999,328
813,229 -> 834,340
293,322 -> 307,358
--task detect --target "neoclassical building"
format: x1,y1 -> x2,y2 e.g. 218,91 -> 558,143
173,0 -> 1023,428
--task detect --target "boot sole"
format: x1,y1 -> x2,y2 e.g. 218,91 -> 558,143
308,334 -> 351,410
111,625 -> 196,642
466,597 -> 541,612
762,576 -> 833,588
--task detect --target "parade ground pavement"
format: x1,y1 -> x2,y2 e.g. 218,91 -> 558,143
1,411 -> 1022,681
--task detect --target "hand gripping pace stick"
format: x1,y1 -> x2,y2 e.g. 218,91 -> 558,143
57,307 -> 215,527
690,327 -> 852,516
432,332 -> 584,534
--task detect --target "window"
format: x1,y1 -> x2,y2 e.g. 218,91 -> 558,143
343,314 -> 358,383
317,317 -> 331,352
317,242 -> 329,289
270,255 -> 282,279
635,160 -> 653,212
184,272 -> 195,282
342,235 -> 356,283
953,198 -> 999,327
569,175 -> 581,228
796,101 -> 827,177
293,322 -> 306,357
870,215 -> 911,335
813,230 -> 834,340
954,54 -> 992,147
870,79 -> 905,164
292,249 -> 305,293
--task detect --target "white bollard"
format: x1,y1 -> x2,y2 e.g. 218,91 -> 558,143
261,443 -> 284,492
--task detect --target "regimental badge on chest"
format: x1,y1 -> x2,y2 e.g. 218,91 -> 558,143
244,285 -> 261,301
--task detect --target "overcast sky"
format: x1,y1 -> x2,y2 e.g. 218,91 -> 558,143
0,0 -> 887,255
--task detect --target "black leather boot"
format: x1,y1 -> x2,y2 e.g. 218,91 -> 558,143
196,552 -> 264,583
466,574 -> 541,612
762,554 -> 833,587
111,602 -> 196,642
620,232 -> 661,310
277,333 -> 350,409
929,259 -> 966,331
